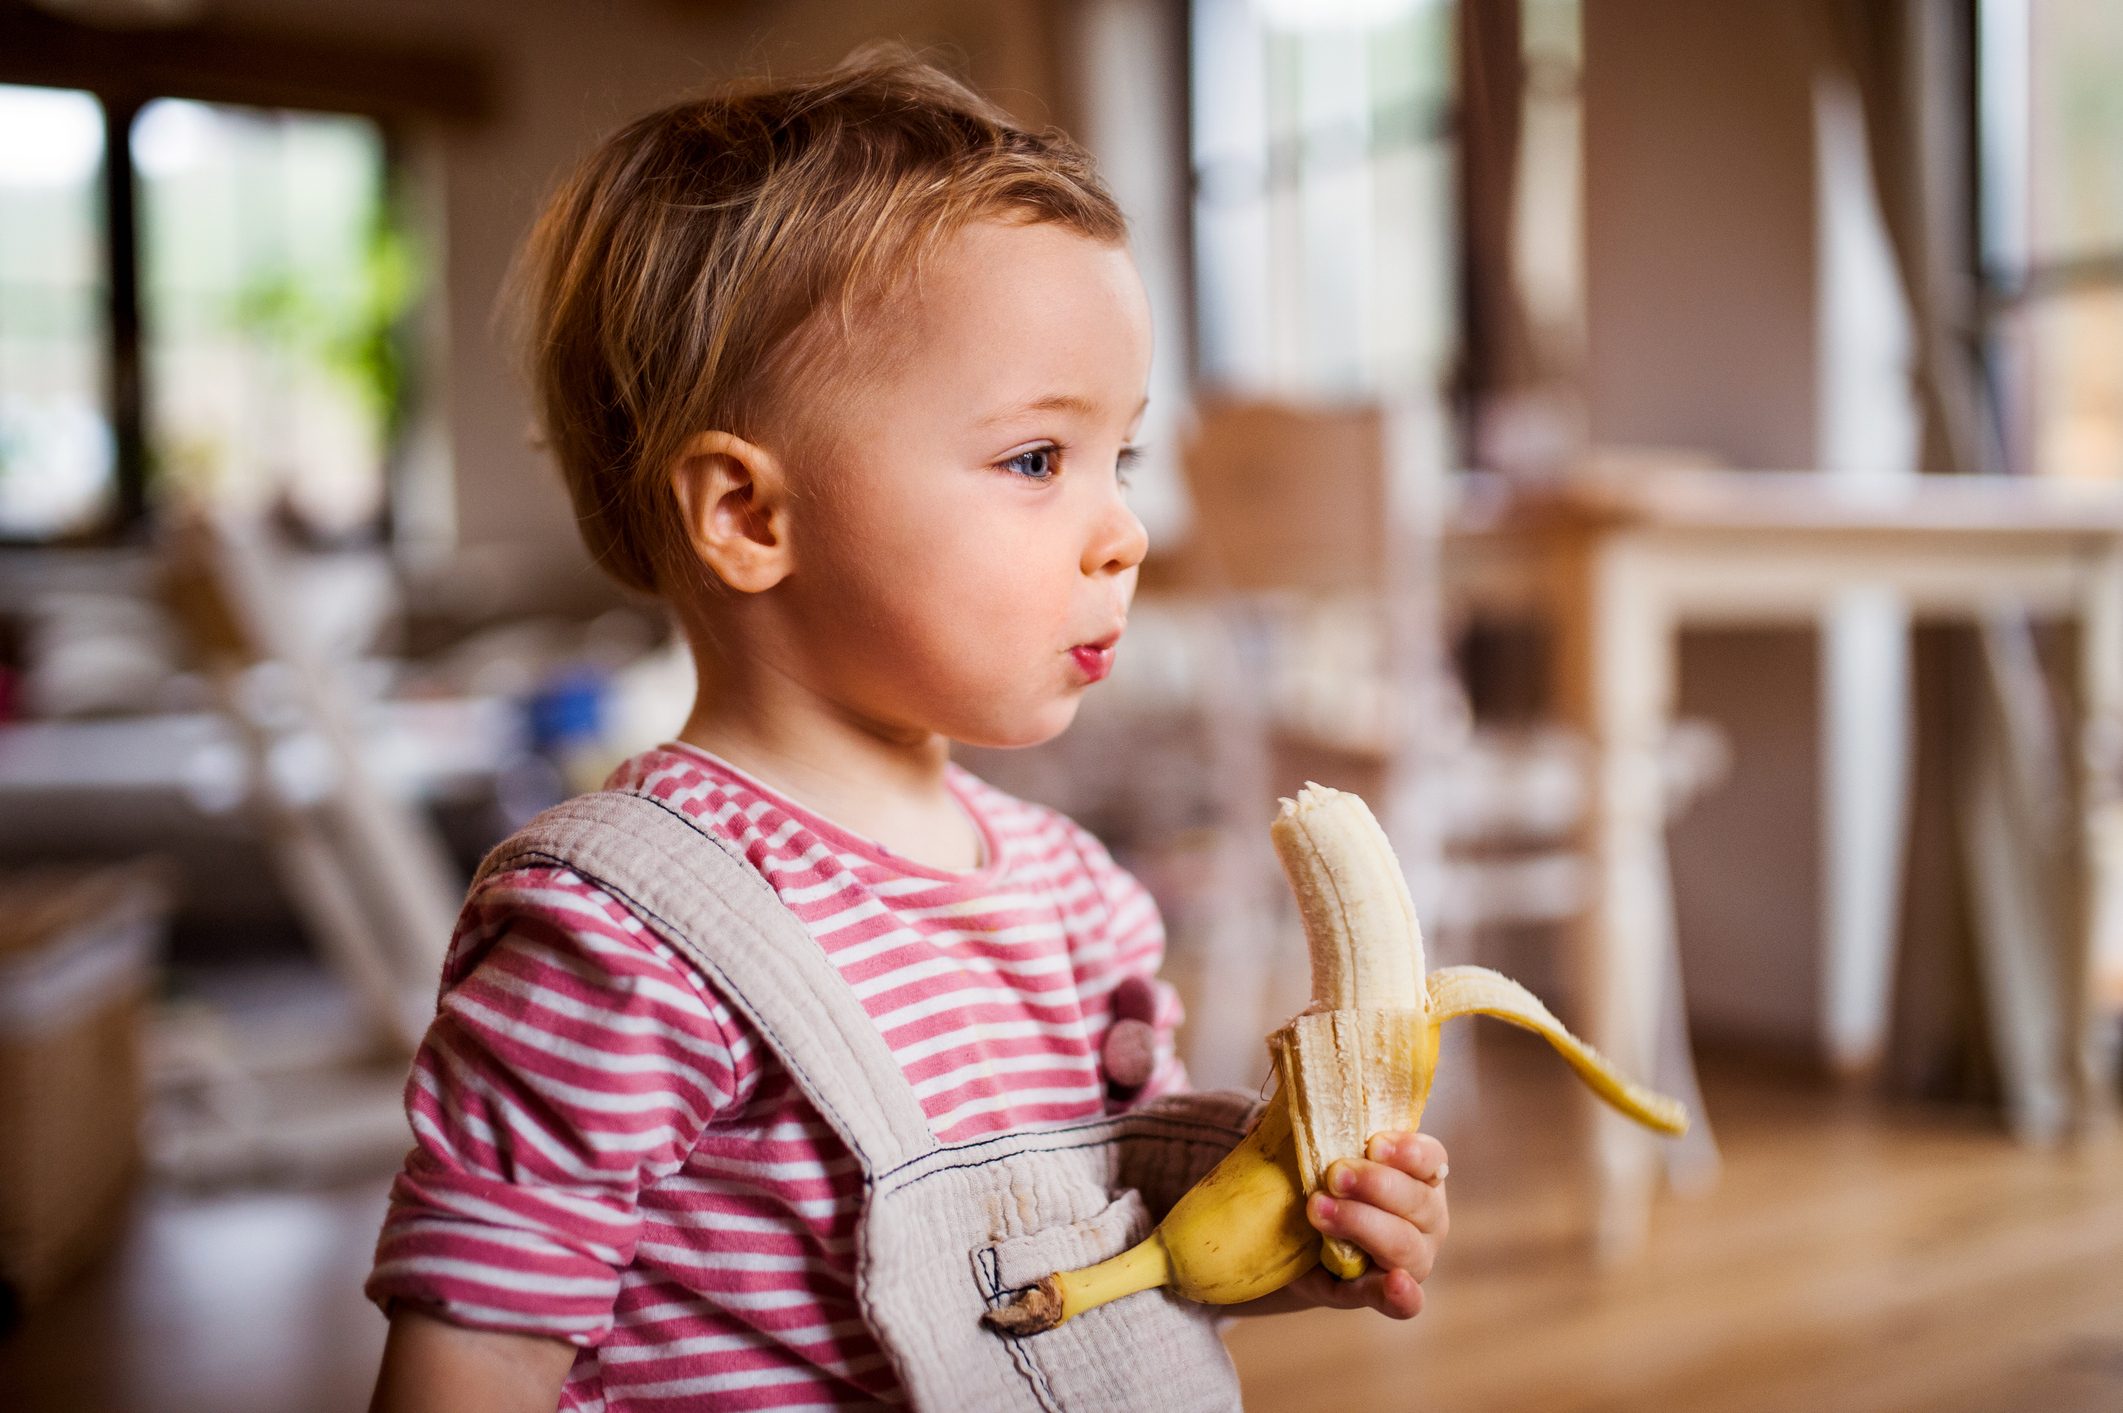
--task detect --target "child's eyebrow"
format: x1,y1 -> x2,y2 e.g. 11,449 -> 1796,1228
979,394 -> 1149,427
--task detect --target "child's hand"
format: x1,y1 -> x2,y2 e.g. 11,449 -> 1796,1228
1228,1131 -> 1449,1321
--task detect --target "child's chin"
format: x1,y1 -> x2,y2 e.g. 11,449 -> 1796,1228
958,701 -> 1081,751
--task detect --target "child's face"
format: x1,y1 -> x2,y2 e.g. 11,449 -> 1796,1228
777,218 -> 1153,750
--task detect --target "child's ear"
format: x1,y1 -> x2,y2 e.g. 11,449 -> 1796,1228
670,431 -> 792,593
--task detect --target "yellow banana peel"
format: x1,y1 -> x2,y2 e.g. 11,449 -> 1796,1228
984,784 -> 1687,1333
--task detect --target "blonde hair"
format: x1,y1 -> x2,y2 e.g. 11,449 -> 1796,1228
510,49 -> 1128,596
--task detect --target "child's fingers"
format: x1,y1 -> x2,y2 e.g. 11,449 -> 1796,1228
1308,1190 -> 1439,1281
1374,1266 -> 1425,1320
1323,1157 -> 1449,1238
1321,1158 -> 1443,1233
1295,1264 -> 1426,1320
1367,1130 -> 1449,1185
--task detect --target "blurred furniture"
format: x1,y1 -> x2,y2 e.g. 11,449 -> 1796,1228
1178,400 -> 1727,1263
0,863 -> 167,1314
0,527 -> 667,1184
159,512 -> 463,1056
0,699 -> 517,804
1449,466 -> 2123,1257
125,512 -> 468,1183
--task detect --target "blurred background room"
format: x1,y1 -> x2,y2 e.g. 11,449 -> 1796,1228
3,0 -> 2123,1408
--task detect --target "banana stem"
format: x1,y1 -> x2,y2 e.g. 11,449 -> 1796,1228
982,1233 -> 1174,1335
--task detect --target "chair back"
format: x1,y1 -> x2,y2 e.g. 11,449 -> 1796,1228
1179,398 -> 1401,596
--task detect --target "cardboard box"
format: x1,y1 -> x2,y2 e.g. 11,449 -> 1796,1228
0,864 -> 166,1315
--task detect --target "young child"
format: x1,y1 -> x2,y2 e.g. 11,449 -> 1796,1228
366,53 -> 1449,1412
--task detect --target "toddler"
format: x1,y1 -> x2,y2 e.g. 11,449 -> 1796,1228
366,52 -> 1448,1412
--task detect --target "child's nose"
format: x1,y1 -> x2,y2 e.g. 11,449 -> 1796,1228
1083,494 -> 1148,577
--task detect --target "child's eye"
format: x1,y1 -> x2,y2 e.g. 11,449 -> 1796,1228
1002,445 -> 1059,482
1117,444 -> 1144,489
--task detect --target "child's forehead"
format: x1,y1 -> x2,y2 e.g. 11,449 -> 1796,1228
765,220 -> 1149,449
920,217 -> 1136,292
888,222 -> 1145,363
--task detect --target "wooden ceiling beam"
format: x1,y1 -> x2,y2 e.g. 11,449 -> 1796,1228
0,4 -> 495,124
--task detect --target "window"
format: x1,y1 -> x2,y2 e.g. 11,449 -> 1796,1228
1980,0 -> 2123,478
0,84 -> 109,538
136,100 -> 401,537
1189,0 -> 1458,398
0,82 -> 414,544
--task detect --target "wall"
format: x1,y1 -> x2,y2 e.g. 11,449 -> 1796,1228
209,0 -> 1076,604
87,0 -> 1892,1053
401,0 -> 1879,1056
1582,0 -> 1830,1051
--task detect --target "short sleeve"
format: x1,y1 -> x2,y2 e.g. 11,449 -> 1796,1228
1056,819 -> 1192,1105
365,865 -> 758,1345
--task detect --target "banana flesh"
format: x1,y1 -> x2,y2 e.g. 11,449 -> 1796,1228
1270,784 -> 1431,1277
1271,783 -> 1686,1280
1270,783 -> 1426,1013
982,783 -> 1688,1335
1272,1008 -> 1432,1278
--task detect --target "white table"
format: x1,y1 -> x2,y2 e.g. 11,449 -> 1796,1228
1448,469 -> 2123,1260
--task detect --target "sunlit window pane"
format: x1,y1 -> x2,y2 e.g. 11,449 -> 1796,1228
0,84 -> 113,538
2021,291 -> 2123,478
136,99 -> 398,537
1982,0 -> 2123,478
1193,0 -> 1275,389
1296,28 -> 1373,389
2028,0 -> 2123,264
1190,0 -> 1456,399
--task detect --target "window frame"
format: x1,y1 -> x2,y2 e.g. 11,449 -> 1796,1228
1974,0 -> 2123,478
0,7 -> 488,547
1183,0 -> 1461,404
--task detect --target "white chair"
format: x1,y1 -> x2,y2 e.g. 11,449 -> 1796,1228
1173,397 -> 1724,1195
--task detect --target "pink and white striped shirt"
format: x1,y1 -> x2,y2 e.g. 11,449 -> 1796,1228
367,742 -> 1186,1410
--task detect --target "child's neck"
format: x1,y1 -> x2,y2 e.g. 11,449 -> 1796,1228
678,678 -> 986,874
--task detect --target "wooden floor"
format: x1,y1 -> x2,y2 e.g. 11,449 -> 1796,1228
0,1178 -> 394,1413
2,1036 -> 2118,1413
1224,1032 -> 2123,1413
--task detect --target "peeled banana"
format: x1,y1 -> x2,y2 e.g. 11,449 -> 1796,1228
983,783 -> 1687,1335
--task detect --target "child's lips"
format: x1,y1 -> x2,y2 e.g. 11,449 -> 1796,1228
1070,635 -> 1119,683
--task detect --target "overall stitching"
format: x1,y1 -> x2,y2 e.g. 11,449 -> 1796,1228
489,836 -> 898,1184
493,794 -> 1255,1186
975,1244 -> 1066,1411
495,838 -> 1249,1193
637,792 -> 1251,1178
483,792 -> 1248,1411
611,787 -> 950,1164
877,1127 -> 1244,1195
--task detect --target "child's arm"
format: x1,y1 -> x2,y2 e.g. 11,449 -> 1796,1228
363,867 -> 757,1399
368,1306 -> 576,1413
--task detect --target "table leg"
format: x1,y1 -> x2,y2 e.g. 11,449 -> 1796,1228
2073,548 -> 2123,1125
1552,535 -> 1680,1263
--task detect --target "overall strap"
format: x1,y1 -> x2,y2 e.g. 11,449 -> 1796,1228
475,789 -> 940,1175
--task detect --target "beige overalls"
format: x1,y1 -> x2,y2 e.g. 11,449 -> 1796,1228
479,790 -> 1254,1411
